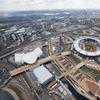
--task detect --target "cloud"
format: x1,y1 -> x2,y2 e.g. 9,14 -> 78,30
0,0 -> 100,11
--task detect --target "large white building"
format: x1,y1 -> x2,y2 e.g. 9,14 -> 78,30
33,65 -> 53,85
73,36 -> 100,57
15,47 -> 43,64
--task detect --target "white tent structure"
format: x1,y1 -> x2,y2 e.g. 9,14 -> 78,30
33,65 -> 53,85
15,47 -> 43,64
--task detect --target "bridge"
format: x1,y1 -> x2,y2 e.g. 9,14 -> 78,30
47,38 -> 97,100
9,51 -> 71,76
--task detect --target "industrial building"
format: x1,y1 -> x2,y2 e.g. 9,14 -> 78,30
33,65 -> 54,85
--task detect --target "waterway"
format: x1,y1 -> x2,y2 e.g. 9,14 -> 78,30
60,77 -> 88,100
45,62 -> 88,100
0,90 -> 15,100
33,46 -> 89,100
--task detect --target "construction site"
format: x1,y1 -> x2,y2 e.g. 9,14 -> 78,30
0,31 -> 100,100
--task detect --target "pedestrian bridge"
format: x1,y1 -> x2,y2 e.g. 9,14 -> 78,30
10,51 -> 71,76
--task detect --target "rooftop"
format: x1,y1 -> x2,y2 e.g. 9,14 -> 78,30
33,65 -> 53,85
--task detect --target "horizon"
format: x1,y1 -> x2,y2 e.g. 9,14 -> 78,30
0,8 -> 100,13
0,0 -> 100,12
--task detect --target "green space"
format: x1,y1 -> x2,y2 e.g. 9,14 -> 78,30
77,30 -> 83,33
67,54 -> 81,64
81,66 -> 92,73
63,44 -> 71,51
95,74 -> 100,82
80,66 -> 100,82
84,44 -> 95,52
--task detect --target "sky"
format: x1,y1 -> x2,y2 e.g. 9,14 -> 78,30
0,0 -> 100,12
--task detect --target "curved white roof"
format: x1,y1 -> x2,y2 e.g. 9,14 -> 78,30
15,47 -> 43,64
73,36 -> 100,56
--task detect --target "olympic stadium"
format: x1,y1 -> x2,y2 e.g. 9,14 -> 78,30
73,36 -> 100,57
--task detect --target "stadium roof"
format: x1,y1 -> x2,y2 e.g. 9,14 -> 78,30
74,36 -> 100,56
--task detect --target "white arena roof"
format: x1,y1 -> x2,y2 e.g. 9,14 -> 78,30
33,65 -> 53,85
73,37 -> 100,56
15,47 -> 43,64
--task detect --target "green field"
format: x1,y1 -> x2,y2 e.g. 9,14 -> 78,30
80,66 -> 100,82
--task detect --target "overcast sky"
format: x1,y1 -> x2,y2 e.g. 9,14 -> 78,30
0,0 -> 100,11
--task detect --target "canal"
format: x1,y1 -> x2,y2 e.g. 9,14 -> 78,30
60,77 -> 88,100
